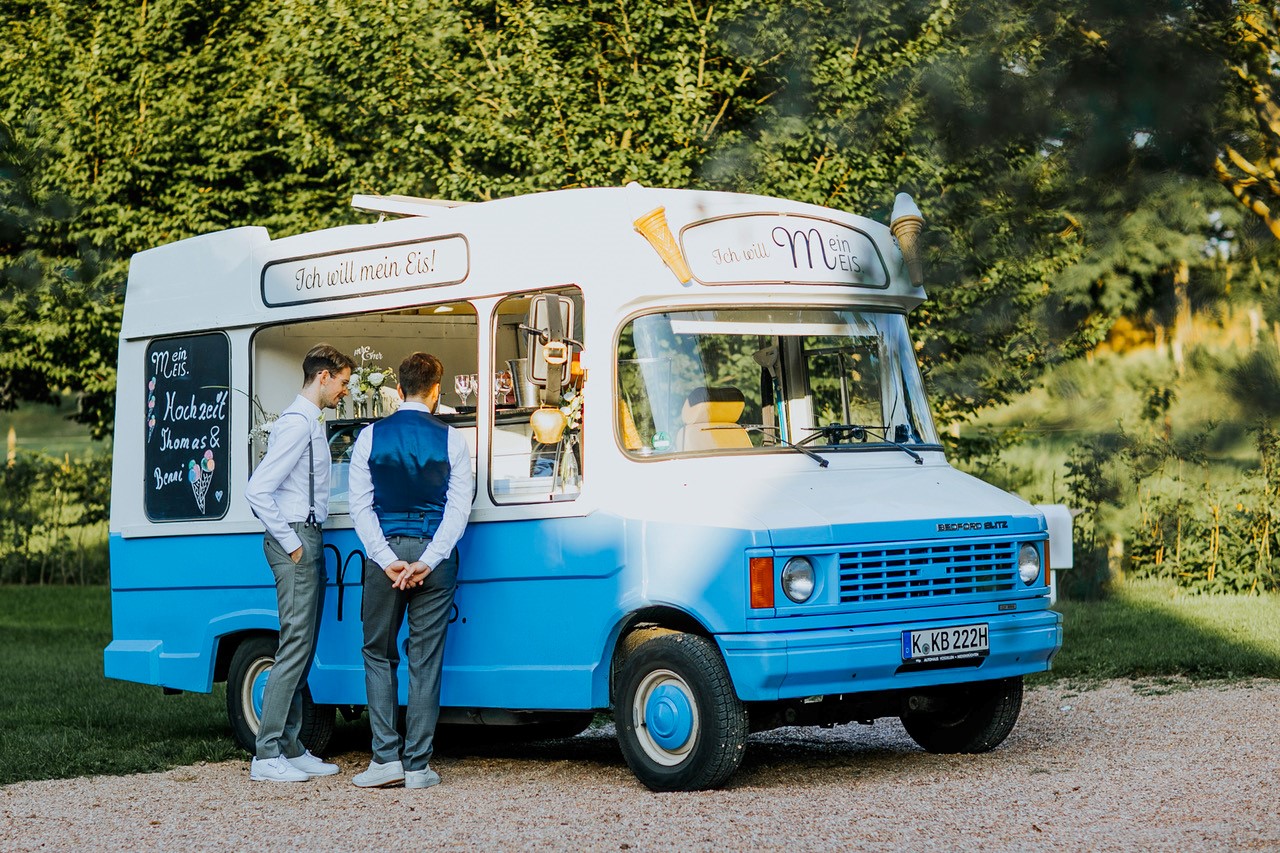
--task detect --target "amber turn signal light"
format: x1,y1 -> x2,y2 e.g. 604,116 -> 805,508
749,557 -> 775,609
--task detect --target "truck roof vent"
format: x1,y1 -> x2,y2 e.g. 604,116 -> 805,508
350,194 -> 474,218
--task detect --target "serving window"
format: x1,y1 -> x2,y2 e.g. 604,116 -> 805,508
250,302 -> 479,515
488,287 -> 585,504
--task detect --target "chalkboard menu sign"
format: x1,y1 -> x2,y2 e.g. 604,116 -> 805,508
144,333 -> 231,521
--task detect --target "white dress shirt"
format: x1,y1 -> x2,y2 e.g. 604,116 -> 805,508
349,401 -> 473,570
245,395 -> 328,554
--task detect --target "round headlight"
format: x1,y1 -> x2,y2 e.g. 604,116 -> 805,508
781,557 -> 816,603
1017,544 -> 1041,584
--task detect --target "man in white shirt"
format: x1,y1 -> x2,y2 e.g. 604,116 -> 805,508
348,352 -> 472,789
244,344 -> 354,783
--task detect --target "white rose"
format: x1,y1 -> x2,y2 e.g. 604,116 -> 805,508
369,371 -> 385,387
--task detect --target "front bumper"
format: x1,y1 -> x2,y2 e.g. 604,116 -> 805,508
717,609 -> 1062,702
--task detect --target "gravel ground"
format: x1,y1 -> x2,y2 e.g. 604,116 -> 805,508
2,679 -> 1277,852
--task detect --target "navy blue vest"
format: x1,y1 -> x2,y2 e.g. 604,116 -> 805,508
369,409 -> 451,539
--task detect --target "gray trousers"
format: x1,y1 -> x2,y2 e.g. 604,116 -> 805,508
256,523 -> 325,760
361,536 -> 458,771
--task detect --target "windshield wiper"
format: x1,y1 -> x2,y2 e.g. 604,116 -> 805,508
801,423 -> 924,465
728,424 -> 830,468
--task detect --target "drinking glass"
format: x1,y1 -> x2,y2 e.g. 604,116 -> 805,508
495,371 -> 513,405
454,373 -> 473,408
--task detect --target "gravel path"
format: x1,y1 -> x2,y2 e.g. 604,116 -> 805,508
2,679 -> 1277,851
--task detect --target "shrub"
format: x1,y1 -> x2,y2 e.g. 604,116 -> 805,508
1126,426 -> 1280,594
0,448 -> 110,584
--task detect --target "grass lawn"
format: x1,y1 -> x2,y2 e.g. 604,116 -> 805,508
0,586 -> 239,786
1037,578 -> 1280,682
0,399 -> 103,457
1,583 -> 1277,786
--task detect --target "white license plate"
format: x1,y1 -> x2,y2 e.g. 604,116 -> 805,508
901,623 -> 989,662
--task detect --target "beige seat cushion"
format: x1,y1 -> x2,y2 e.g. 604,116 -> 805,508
678,387 -> 752,451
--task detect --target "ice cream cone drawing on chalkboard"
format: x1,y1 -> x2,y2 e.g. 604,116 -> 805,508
189,450 -> 215,513
146,377 -> 157,442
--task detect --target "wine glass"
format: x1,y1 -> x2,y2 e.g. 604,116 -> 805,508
454,373 -> 474,408
495,371 -> 513,405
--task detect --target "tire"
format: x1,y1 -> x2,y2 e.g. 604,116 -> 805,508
900,676 -> 1024,754
225,635 -> 336,755
615,632 -> 748,792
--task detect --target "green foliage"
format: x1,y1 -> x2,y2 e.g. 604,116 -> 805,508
0,449 -> 110,584
0,119 -> 122,435
1126,424 -> 1280,595
2,0 -> 1276,447
980,336 -> 1280,598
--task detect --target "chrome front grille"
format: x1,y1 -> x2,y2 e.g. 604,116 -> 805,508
838,539 -> 1019,604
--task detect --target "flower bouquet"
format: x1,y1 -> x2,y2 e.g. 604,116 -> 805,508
340,345 -> 399,419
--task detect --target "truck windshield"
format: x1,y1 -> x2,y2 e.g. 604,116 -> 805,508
616,307 -> 940,458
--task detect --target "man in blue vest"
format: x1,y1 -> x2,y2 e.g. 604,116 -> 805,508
347,352 -> 473,789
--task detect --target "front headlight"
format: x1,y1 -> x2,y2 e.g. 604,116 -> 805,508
781,557 -> 816,603
1018,543 -> 1041,584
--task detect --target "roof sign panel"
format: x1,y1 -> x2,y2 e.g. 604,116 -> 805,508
679,213 -> 890,288
260,234 -> 470,307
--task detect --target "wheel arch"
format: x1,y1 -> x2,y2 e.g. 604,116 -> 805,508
604,605 -> 715,706
213,628 -> 277,684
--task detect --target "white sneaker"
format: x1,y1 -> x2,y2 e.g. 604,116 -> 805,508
287,750 -> 339,777
352,759 -> 405,788
250,755 -> 309,783
405,767 -> 441,789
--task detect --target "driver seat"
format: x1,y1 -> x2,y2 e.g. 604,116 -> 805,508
678,387 -> 752,452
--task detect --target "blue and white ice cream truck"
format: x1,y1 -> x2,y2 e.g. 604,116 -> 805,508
105,184 -> 1063,791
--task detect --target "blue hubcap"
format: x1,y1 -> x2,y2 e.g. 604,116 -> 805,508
646,683 -> 694,751
251,668 -> 271,719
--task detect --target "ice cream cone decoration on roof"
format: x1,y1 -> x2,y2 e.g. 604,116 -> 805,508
634,207 -> 693,284
890,193 -> 925,288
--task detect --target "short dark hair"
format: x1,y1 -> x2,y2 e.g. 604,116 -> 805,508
302,344 -> 356,385
399,352 -> 443,397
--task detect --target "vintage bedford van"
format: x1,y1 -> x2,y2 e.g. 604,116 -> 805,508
105,184 -> 1063,791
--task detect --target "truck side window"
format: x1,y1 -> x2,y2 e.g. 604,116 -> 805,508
490,288 -> 584,503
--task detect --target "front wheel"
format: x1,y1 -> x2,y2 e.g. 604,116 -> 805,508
900,676 -> 1023,754
225,635 -> 335,755
615,632 -> 748,792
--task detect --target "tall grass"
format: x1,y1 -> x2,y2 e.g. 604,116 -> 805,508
964,333 -> 1280,596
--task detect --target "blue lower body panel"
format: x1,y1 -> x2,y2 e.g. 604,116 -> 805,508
717,609 -> 1062,702
105,516 -> 631,709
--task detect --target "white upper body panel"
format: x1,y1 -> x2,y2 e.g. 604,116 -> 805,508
113,185 -> 940,537
121,186 -> 924,340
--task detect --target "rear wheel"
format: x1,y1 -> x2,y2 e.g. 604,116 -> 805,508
900,676 -> 1023,753
615,632 -> 748,792
225,635 -> 335,755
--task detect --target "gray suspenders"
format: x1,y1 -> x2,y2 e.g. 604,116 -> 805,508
284,411 -> 320,529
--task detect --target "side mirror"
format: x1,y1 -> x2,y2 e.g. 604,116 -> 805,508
524,295 -> 576,391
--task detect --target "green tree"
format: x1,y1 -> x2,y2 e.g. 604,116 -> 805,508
1215,2 -> 1280,241
1,0 -> 1274,439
